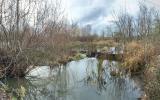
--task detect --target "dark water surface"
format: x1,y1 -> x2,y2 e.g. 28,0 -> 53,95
3,58 -> 142,100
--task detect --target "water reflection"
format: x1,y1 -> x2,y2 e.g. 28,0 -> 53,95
2,58 -> 142,100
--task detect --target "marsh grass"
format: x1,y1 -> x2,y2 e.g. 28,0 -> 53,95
122,41 -> 155,73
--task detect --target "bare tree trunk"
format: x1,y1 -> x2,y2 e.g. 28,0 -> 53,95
15,0 -> 20,48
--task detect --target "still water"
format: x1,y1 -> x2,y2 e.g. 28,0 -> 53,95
3,58 -> 142,100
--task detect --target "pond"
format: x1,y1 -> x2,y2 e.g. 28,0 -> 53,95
2,58 -> 143,100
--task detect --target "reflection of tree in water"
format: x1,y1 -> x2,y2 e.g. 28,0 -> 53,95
24,78 -> 59,100
3,59 -> 141,100
3,65 -> 71,100
27,66 -> 71,100
105,76 -> 141,100
97,59 -> 107,93
84,58 -> 107,93
86,58 -> 97,81
84,59 -> 140,99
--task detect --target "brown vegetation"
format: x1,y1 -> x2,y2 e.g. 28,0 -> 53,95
0,0 -> 94,78
122,41 -> 155,73
112,2 -> 160,99
0,0 -> 160,99
144,55 -> 160,100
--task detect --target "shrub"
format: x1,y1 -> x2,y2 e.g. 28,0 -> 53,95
144,54 -> 160,100
122,41 -> 155,73
144,68 -> 160,100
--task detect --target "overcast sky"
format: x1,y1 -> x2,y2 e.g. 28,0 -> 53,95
62,0 -> 160,33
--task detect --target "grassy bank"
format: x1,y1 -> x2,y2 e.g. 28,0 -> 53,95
120,39 -> 160,100
122,41 -> 155,74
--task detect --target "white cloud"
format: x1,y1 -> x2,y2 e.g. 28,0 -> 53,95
62,0 -> 140,33
146,0 -> 160,9
111,0 -> 139,15
104,15 -> 118,23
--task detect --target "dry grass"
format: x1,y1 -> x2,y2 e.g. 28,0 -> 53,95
92,39 -> 117,47
122,41 -> 155,73
143,54 -> 160,100
144,68 -> 160,99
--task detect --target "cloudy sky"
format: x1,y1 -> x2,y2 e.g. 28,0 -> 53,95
62,0 -> 160,33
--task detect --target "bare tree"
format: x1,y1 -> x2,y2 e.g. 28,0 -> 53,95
136,3 -> 154,38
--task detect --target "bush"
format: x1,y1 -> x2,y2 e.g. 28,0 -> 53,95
144,68 -> 160,100
122,41 -> 155,73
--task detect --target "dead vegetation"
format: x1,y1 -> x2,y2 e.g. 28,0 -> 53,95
144,55 -> 160,100
122,41 -> 155,73
0,0 -> 84,78
111,2 -> 160,99
0,0 -> 106,78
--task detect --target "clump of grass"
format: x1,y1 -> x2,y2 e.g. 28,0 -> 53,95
71,53 -> 87,61
144,55 -> 160,100
122,41 -> 155,73
93,39 -> 117,47
144,68 -> 160,100
101,47 -> 109,53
